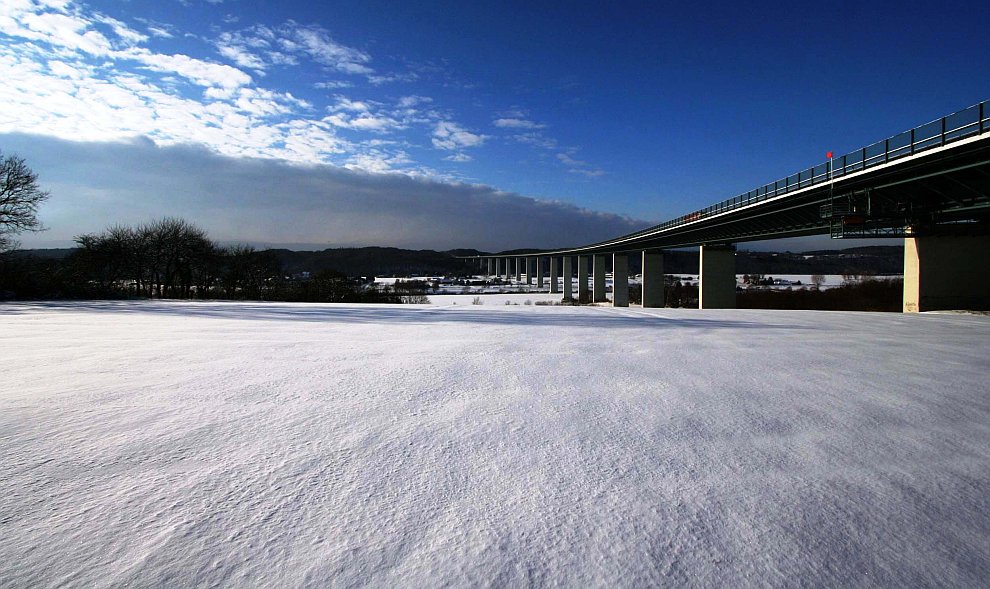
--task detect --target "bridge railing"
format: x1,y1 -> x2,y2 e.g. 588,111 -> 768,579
620,99 -> 989,242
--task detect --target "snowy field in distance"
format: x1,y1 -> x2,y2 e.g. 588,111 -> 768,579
2,301 -> 988,586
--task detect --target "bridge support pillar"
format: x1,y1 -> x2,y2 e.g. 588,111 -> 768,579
903,234 -> 990,312
593,254 -> 608,302
515,257 -> 523,282
612,253 -> 629,307
487,258 -> 493,276
526,257 -> 535,285
550,257 -> 560,294
578,256 -> 590,303
536,257 -> 545,288
699,245 -> 736,309
642,250 -> 664,308
562,256 -> 573,300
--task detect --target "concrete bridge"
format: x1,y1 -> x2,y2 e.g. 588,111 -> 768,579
467,100 -> 990,312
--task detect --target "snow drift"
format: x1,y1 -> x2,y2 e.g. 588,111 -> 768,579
1,301 -> 988,586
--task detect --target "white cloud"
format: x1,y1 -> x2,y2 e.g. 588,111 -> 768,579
146,25 -> 173,38
216,35 -> 266,71
513,132 -> 557,150
315,80 -> 353,90
494,117 -> 546,129
367,72 -> 418,85
569,168 -> 605,178
0,43 -> 347,163
556,152 -> 585,167
325,112 -> 400,132
280,21 -> 372,75
444,153 -> 472,163
13,10 -> 114,56
398,95 -> 432,108
432,121 -> 487,150
557,151 -> 604,178
344,150 -> 413,173
123,48 -> 252,90
94,13 -> 147,45
329,97 -> 371,112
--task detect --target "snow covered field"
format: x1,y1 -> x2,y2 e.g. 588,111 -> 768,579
2,301 -> 988,586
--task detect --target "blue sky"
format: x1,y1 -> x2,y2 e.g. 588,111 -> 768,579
2,0 -> 988,250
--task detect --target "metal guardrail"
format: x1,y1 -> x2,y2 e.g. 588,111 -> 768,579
619,99 -> 990,241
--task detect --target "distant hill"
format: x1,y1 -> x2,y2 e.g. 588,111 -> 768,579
269,247 -> 481,277
7,248 -> 76,260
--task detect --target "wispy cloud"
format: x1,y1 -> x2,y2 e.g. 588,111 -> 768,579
513,132 -> 557,150
279,21 -> 372,75
493,117 -> 546,129
432,121 -> 487,150
557,151 -> 605,178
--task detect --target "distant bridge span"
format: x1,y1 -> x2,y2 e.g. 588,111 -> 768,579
465,100 -> 990,311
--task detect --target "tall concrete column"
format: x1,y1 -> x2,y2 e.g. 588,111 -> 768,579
487,258 -> 493,276
578,256 -> 590,303
562,256 -> 573,300
612,253 -> 629,307
642,250 -> 664,308
699,245 -> 736,309
592,254 -> 608,302
904,233 -> 990,312
536,257 -> 545,289
526,257 -> 535,285
515,257 -> 523,282
503,258 -> 511,280
550,256 -> 560,294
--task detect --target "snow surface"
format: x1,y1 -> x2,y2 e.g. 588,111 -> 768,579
2,301 -> 989,587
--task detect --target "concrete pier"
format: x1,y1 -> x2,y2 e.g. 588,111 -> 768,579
699,245 -> 736,309
642,250 -> 664,308
487,258 -> 493,276
537,257 -> 545,288
550,257 -> 560,294
593,254 -> 607,302
578,256 -> 590,303
562,256 -> 573,300
515,257 -> 522,282
903,233 -> 990,312
526,257 -> 535,285
612,253 -> 629,307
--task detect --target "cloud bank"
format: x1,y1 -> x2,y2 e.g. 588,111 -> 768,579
3,134 -> 648,252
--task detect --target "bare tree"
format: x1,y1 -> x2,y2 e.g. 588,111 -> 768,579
1,151 -> 50,252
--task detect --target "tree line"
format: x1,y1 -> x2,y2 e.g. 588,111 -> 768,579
1,217 -> 428,303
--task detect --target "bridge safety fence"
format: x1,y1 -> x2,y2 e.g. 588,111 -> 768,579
624,99 -> 990,240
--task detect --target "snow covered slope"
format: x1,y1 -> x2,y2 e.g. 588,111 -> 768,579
2,301 -> 988,586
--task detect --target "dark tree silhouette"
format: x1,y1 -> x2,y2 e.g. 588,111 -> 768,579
1,151 -> 50,252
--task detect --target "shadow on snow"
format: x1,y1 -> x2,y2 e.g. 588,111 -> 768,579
0,300 -> 813,332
